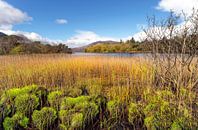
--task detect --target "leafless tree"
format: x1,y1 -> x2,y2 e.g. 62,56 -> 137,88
144,9 -> 198,89
143,9 -> 198,122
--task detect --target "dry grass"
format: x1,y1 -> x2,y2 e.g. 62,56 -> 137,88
0,54 -> 153,100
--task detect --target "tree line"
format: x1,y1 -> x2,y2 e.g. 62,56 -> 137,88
85,38 -> 150,53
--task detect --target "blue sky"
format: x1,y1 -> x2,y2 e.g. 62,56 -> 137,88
0,0 -> 197,47
7,0 -> 166,39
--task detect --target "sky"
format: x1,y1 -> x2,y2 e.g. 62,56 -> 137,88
0,0 -> 198,47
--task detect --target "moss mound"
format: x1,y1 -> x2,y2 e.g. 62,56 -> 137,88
47,91 -> 63,111
15,94 -> 39,116
59,96 -> 100,129
0,86 -> 197,129
32,107 -> 57,130
3,112 -> 29,130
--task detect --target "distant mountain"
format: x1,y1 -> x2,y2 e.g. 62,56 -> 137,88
0,32 -> 7,37
72,40 -> 118,52
88,40 -> 118,46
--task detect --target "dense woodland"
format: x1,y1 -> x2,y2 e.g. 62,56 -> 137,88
0,34 -> 72,55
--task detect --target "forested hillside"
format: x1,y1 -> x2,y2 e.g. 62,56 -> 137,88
0,33 -> 72,55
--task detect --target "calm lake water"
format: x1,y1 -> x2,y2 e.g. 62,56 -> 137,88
71,52 -> 149,57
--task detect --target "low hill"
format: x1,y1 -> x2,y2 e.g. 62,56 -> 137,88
84,40 -> 145,53
0,32 -> 72,55
72,41 -> 118,52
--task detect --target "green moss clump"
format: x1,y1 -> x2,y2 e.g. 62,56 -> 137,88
19,85 -> 48,108
144,116 -> 156,130
59,96 -> 100,129
47,91 -> 63,111
3,117 -> 15,130
106,99 -> 126,129
171,121 -> 182,130
74,101 -> 99,120
0,88 -> 21,108
71,113 -> 84,128
143,89 -> 198,129
14,94 -> 39,116
173,107 -> 197,129
21,85 -> 48,108
0,88 -> 22,123
32,107 -> 57,130
59,110 -> 70,128
0,102 -> 12,126
144,90 -> 176,129
0,85 -> 47,124
2,88 -> 21,100
20,85 -> 39,94
1,85 -> 39,102
3,112 -> 29,130
60,96 -> 90,110
0,85 -> 39,108
59,124 -> 68,130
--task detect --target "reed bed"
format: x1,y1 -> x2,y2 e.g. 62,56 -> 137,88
0,54 -> 197,129
0,54 -> 153,96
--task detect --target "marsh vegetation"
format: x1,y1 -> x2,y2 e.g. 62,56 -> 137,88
0,54 -> 197,130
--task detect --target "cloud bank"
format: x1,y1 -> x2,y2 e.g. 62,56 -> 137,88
66,31 -> 118,47
156,0 -> 198,15
132,0 -> 198,41
0,0 -> 32,30
0,29 -> 118,47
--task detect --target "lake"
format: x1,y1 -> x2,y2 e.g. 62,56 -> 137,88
71,52 -> 149,57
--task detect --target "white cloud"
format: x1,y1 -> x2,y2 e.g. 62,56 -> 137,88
55,19 -> 68,24
132,19 -> 197,42
0,29 -> 43,41
156,0 -> 198,15
133,0 -> 198,41
133,31 -> 146,41
0,0 -> 32,30
0,24 -> 13,30
0,29 -> 62,44
66,30 -> 118,47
